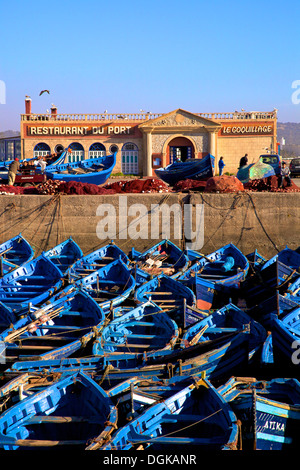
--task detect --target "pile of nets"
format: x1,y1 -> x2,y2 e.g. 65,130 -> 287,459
204,175 -> 244,193
244,175 -> 300,192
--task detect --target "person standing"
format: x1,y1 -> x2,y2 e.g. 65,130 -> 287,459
218,156 -> 225,176
8,158 -> 20,186
279,161 -> 291,188
38,157 -> 47,173
239,153 -> 248,168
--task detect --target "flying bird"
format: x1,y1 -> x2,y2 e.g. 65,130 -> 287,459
39,90 -> 50,96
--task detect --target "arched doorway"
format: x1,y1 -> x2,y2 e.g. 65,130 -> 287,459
168,136 -> 195,164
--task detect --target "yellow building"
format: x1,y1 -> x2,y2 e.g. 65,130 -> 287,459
21,97 -> 278,176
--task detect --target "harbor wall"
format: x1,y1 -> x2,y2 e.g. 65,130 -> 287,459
0,192 -> 298,258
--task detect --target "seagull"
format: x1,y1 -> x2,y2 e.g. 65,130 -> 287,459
39,90 -> 50,96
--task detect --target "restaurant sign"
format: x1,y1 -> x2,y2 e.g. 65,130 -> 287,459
221,123 -> 273,136
27,125 -> 134,136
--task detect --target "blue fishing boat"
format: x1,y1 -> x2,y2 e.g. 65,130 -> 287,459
260,333 -> 274,366
92,300 -> 179,356
45,152 -> 116,185
0,288 -> 105,361
98,376 -> 239,451
179,243 -> 249,294
218,376 -> 300,450
131,239 -> 189,279
0,302 -> 15,332
246,249 -> 266,273
261,246 -> 300,271
154,154 -> 215,186
242,259 -> 298,308
76,258 -> 135,311
67,241 -> 129,280
43,237 -> 83,275
134,273 -> 196,326
6,330 -> 249,387
0,254 -> 64,313
247,292 -> 299,329
0,234 -> 34,276
181,303 -> 267,361
283,274 -> 300,303
272,306 -> 300,366
0,371 -> 117,450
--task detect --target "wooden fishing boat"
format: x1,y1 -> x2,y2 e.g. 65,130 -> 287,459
154,154 -> 215,186
6,330 -> 249,388
134,273 -> 196,327
246,249 -> 266,273
241,259 -> 298,308
67,241 -> 129,281
179,243 -> 249,293
247,292 -> 299,329
0,288 -> 105,361
130,239 -> 189,279
218,376 -> 300,450
181,303 -> 267,361
75,259 -> 135,311
0,371 -> 117,450
92,300 -> 179,356
0,302 -> 15,333
272,306 -> 300,365
45,152 -> 116,185
261,246 -> 300,271
260,333 -> 274,366
0,234 -> 34,276
43,237 -> 83,275
0,254 -> 64,314
97,376 -> 239,451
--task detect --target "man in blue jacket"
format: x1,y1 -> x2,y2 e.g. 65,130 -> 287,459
218,156 -> 225,176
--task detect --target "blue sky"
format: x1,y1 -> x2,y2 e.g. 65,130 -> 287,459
1,0 -> 300,130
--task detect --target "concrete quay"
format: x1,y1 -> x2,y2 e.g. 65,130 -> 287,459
0,192 -> 298,259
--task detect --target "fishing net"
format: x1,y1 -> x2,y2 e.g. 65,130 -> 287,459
204,175 -> 244,193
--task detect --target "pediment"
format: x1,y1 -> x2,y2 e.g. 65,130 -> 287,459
139,108 -> 221,130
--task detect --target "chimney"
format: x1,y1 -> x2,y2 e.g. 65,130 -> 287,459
51,103 -> 57,118
25,96 -> 31,115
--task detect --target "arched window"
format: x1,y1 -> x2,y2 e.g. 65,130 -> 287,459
89,142 -> 106,158
68,142 -> 84,162
33,143 -> 51,158
121,143 -> 139,174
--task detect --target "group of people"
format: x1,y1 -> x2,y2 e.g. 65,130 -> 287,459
7,156 -> 47,186
217,153 -> 292,188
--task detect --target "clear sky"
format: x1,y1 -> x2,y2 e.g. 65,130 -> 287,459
1,0 -> 300,130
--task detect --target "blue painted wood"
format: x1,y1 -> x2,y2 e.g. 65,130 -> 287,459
181,303 -> 267,361
92,300 -> 179,356
43,237 -> 83,275
154,154 -> 215,186
75,258 -> 135,311
98,376 -> 239,451
0,254 -> 64,313
0,288 -> 105,361
0,234 -> 34,276
67,241 -> 129,280
45,152 -> 116,185
179,243 -> 249,293
218,377 -> 300,450
0,371 -> 117,450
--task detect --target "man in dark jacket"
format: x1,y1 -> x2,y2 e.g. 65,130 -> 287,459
239,153 -> 248,168
8,158 -> 20,185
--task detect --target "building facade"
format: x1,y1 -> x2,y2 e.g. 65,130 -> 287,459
20,97 -> 278,176
0,135 -> 21,161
